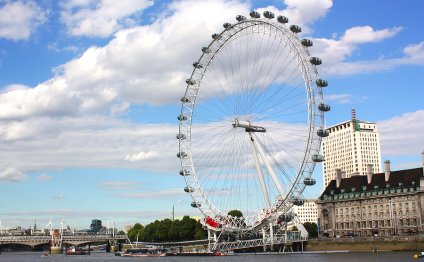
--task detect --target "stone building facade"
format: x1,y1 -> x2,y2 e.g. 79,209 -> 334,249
317,158 -> 424,237
292,200 -> 318,224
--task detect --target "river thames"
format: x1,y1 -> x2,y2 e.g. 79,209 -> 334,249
0,251 -> 419,261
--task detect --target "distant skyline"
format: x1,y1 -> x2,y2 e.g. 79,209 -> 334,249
0,0 -> 423,229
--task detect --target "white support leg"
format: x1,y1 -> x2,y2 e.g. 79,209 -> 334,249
252,133 -> 285,197
250,133 -> 271,207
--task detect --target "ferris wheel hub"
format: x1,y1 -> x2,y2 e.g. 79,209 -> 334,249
232,119 -> 266,133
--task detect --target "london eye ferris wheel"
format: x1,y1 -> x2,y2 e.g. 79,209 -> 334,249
177,10 -> 330,233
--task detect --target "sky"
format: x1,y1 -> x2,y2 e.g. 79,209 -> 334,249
0,0 -> 423,230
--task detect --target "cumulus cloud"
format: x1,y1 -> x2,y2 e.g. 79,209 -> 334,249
0,0 -> 46,40
60,0 -> 153,38
0,167 -> 27,183
37,173 -> 52,181
379,110 -> 424,157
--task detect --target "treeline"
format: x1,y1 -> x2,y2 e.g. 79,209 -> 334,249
127,216 -> 207,242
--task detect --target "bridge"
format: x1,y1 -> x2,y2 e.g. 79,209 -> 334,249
0,234 -> 127,248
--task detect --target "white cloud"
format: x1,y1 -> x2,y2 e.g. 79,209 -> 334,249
125,151 -> 159,162
0,0 -> 46,40
379,110 -> 424,157
281,0 -> 332,32
98,181 -> 137,190
325,94 -> 367,104
341,26 -> 402,44
113,188 -> 183,199
0,116 -> 179,173
60,0 -> 153,38
0,167 -> 27,183
37,173 -> 52,181
51,194 -> 65,200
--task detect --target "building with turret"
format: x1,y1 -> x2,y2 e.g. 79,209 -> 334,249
317,152 -> 424,237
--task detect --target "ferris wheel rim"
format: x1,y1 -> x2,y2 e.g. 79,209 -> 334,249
178,13 -> 326,231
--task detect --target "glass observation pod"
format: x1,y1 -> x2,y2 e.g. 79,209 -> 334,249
290,25 -> 302,33
186,79 -> 196,85
236,15 -> 246,22
176,133 -> 186,140
304,177 -> 316,186
316,79 -> 328,87
181,96 -> 191,103
211,33 -> 221,40
301,39 -> 313,47
191,202 -> 201,208
177,114 -> 187,121
249,11 -> 260,18
179,169 -> 190,176
201,47 -> 210,53
263,11 -> 275,19
184,187 -> 195,193
310,57 -> 322,65
177,151 -> 188,159
292,197 -> 305,206
312,154 -> 325,162
277,15 -> 289,23
223,22 -> 232,29
316,129 -> 329,137
318,103 -> 331,112
279,213 -> 294,223
193,62 -> 203,68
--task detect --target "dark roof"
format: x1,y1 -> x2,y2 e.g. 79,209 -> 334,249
319,167 -> 423,199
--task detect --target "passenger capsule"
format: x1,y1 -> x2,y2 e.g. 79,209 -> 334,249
290,25 -> 301,33
310,57 -> 322,65
211,33 -> 221,40
236,15 -> 246,22
177,151 -> 188,158
223,22 -> 232,29
318,103 -> 331,112
191,202 -> 201,208
181,96 -> 191,103
277,15 -> 288,23
184,186 -> 195,193
312,154 -> 325,162
201,47 -> 210,53
177,114 -> 187,121
301,39 -> 313,47
263,11 -> 275,19
278,213 -> 294,223
193,62 -> 203,68
316,129 -> 329,137
249,11 -> 260,18
304,177 -> 316,186
316,79 -> 328,87
186,79 -> 196,85
176,133 -> 186,140
179,169 -> 190,176
292,197 -> 305,206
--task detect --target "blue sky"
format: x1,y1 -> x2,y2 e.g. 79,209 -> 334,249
0,0 -> 423,230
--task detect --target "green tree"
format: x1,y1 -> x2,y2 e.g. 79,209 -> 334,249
194,220 -> 207,240
228,210 -> 243,218
127,223 -> 144,242
156,219 -> 172,241
303,222 -> 318,238
168,220 -> 181,241
289,225 -> 298,231
179,216 -> 196,240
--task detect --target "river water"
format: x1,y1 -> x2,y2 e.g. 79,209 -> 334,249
0,251 -> 419,262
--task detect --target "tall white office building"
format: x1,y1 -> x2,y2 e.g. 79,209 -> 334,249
322,109 -> 382,188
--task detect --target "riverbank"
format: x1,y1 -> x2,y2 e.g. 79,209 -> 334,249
306,237 -> 424,252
